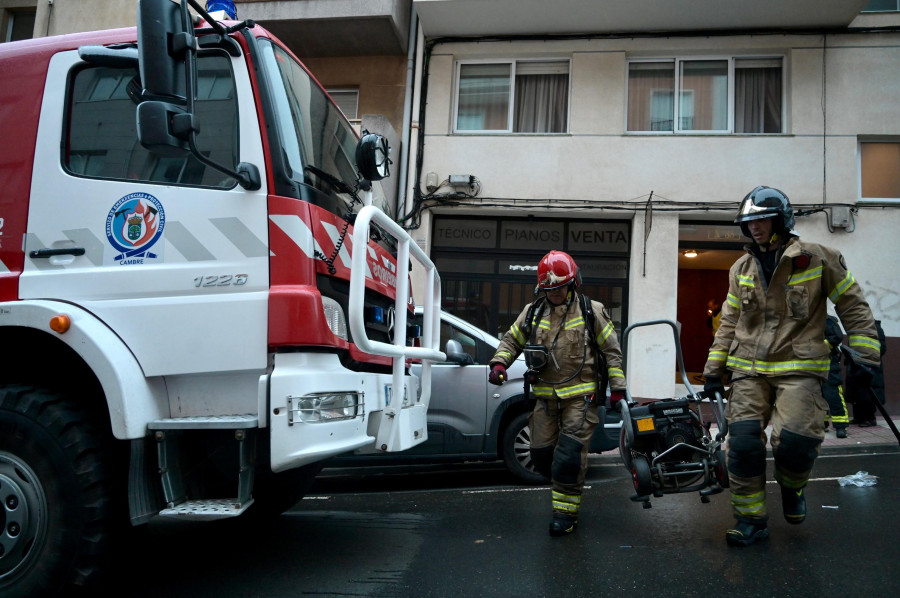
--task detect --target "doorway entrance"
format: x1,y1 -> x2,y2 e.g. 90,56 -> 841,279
676,222 -> 745,382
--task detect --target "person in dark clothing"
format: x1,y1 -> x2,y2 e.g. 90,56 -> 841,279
847,320 -> 887,427
823,316 -> 850,438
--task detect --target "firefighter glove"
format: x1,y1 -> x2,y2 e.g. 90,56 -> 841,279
846,361 -> 875,388
608,390 -> 625,409
489,363 -> 507,386
704,376 -> 725,400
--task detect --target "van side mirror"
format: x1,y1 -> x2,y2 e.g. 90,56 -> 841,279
445,340 -> 475,366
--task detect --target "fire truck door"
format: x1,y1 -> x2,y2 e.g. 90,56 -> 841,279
19,49 -> 270,377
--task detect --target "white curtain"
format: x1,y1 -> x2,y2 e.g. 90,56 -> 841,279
514,72 -> 569,133
735,61 -> 783,133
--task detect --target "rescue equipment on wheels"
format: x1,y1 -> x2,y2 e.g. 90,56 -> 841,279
0,1 -> 444,597
616,320 -> 729,508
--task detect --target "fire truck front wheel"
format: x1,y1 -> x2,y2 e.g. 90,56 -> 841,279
0,385 -> 116,598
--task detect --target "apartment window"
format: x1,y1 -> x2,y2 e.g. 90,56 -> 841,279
328,89 -> 359,120
5,8 -> 36,42
455,60 -> 570,133
860,142 -> 900,200
862,1 -> 900,11
627,57 -> 783,134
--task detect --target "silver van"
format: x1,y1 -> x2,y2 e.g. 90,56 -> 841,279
330,308 -> 622,483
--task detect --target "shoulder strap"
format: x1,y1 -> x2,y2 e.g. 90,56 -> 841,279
522,295 -> 546,344
580,293 -> 609,397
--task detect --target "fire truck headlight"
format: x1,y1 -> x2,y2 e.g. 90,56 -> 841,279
321,296 -> 348,341
288,393 -> 362,424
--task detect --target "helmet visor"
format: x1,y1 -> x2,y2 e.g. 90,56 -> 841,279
735,197 -> 779,223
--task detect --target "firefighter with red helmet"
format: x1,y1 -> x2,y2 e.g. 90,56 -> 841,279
703,186 -> 881,547
489,250 -> 626,536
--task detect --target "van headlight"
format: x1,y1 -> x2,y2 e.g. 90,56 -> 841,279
288,392 -> 362,424
321,296 -> 348,340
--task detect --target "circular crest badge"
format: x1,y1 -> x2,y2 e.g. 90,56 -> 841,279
106,192 -> 166,261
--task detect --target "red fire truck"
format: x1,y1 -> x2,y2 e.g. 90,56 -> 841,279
0,1 -> 442,596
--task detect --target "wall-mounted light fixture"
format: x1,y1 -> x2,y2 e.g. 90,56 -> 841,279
682,249 -> 701,258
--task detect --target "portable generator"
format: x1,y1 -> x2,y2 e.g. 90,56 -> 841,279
616,320 -> 730,508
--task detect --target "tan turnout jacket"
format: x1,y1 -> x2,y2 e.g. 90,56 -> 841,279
704,236 -> 881,381
492,293 -> 626,399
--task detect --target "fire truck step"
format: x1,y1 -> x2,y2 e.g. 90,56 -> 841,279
158,498 -> 255,521
148,414 -> 259,430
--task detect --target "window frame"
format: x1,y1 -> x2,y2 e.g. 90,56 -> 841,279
859,138 -> 900,204
62,49 -> 240,189
626,55 -> 786,135
452,58 -> 572,135
327,88 -> 360,120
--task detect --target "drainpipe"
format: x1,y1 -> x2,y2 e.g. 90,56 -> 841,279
396,4 -> 418,221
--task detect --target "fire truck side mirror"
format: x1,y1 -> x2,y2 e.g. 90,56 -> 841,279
137,0 -> 193,103
356,132 -> 392,182
137,101 -> 192,157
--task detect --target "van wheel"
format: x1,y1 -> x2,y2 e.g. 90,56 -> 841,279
0,385 -> 115,598
501,412 -> 549,484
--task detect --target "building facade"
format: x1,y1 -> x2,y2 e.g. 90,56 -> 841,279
407,0 -> 900,403
4,0 -> 898,407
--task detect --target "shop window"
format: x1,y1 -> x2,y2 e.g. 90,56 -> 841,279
455,60 -> 570,133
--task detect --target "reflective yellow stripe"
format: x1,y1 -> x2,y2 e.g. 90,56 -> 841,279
731,491 -> 766,517
596,321 -> 615,344
726,356 -> 830,373
738,275 -> 755,287
608,367 -> 624,378
532,382 -> 596,399
510,323 -> 526,345
495,350 -> 513,361
565,316 -> 584,330
726,292 -> 740,308
849,335 -> 881,352
708,350 -> 727,363
787,266 -> 822,285
552,490 -> 581,513
828,271 -> 855,302
537,318 -> 551,331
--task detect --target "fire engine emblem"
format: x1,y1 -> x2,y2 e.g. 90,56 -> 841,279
106,192 -> 166,264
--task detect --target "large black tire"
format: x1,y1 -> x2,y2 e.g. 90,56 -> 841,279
0,385 -> 116,598
501,411 -> 549,484
249,462 -> 324,519
246,435 -> 324,520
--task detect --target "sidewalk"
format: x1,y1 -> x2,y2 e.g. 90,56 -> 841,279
818,416 -> 900,455
705,415 -> 900,455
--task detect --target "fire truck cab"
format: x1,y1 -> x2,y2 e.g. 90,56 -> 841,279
0,1 -> 442,596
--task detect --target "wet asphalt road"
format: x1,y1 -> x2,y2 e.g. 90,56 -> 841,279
117,450 -> 900,598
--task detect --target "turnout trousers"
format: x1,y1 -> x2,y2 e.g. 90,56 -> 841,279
529,390 -> 600,517
725,374 -> 828,522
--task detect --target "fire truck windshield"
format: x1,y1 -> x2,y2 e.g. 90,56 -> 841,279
259,39 -> 378,219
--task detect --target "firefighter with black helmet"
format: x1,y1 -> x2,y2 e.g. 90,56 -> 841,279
703,186 -> 881,547
489,250 -> 626,536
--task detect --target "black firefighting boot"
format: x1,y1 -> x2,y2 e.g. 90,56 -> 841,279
548,513 -> 578,537
725,519 -> 769,547
780,484 -> 807,524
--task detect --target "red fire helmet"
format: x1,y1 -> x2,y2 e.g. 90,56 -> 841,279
537,250 -> 580,290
